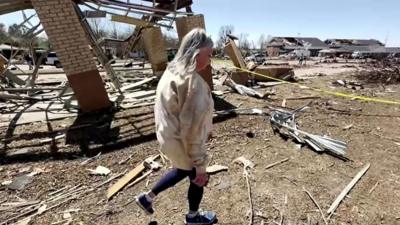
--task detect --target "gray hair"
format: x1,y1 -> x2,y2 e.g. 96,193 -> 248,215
168,28 -> 213,73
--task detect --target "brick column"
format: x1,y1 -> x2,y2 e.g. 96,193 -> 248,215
175,14 -> 213,90
142,27 -> 167,76
175,14 -> 206,42
31,0 -> 111,112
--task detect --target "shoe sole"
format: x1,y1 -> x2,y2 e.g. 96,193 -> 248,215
184,217 -> 218,225
135,197 -> 154,215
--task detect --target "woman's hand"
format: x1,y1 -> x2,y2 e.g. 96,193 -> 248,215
192,167 -> 209,187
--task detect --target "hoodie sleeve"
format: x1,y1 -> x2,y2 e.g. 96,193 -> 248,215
179,75 -> 212,171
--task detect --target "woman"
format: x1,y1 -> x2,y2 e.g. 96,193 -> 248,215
136,28 -> 216,225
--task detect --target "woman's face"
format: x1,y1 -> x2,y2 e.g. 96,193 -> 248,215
196,47 -> 213,71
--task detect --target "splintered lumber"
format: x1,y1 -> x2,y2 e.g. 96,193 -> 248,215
327,163 -> 370,216
107,155 -> 159,200
126,170 -> 152,189
107,163 -> 145,200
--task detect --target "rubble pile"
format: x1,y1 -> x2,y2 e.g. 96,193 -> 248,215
356,60 -> 400,84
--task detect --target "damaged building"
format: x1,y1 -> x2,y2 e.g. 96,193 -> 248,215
325,39 -> 400,59
266,37 -> 400,59
266,36 -> 328,57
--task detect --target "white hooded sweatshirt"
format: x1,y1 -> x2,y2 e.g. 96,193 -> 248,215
154,64 -> 214,171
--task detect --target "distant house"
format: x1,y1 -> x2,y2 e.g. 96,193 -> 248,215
324,39 -> 400,59
266,37 -> 328,57
325,38 -> 384,48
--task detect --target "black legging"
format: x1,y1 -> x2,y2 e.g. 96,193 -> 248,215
151,168 -> 204,212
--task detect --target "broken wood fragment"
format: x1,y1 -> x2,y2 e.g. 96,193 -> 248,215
368,181 -> 379,194
327,163 -> 370,217
126,170 -> 152,189
107,155 -> 159,200
265,158 -> 289,170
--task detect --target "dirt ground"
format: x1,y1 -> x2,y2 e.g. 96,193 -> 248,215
1,59 -> 400,225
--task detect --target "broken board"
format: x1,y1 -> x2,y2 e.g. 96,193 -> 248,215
107,155 -> 159,200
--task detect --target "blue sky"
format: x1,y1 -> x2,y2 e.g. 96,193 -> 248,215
192,0 -> 400,47
1,0 -> 399,47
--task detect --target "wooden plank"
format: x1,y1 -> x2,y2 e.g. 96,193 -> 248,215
111,15 -> 155,27
107,163 -> 145,200
327,163 -> 370,215
106,155 -> 159,200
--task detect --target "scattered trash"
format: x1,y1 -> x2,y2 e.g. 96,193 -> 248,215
214,107 -> 266,116
250,108 -> 263,115
333,79 -> 363,90
27,168 -> 45,177
87,166 -> 111,176
80,152 -> 102,165
233,156 -> 255,170
1,180 -> 12,186
342,124 -> 353,130
62,212 -> 72,220
224,78 -> 265,98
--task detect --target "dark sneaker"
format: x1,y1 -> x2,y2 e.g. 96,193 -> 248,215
185,211 -> 217,225
135,193 -> 154,215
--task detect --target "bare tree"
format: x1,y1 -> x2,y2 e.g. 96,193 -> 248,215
109,22 -> 120,39
216,25 -> 234,49
258,34 -> 266,51
88,18 -> 108,38
238,33 -> 250,53
0,23 -> 8,44
163,30 -> 179,49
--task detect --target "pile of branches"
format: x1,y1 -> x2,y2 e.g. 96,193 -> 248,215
356,60 -> 400,84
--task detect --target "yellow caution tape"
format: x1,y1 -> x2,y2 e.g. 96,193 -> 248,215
213,60 -> 400,105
